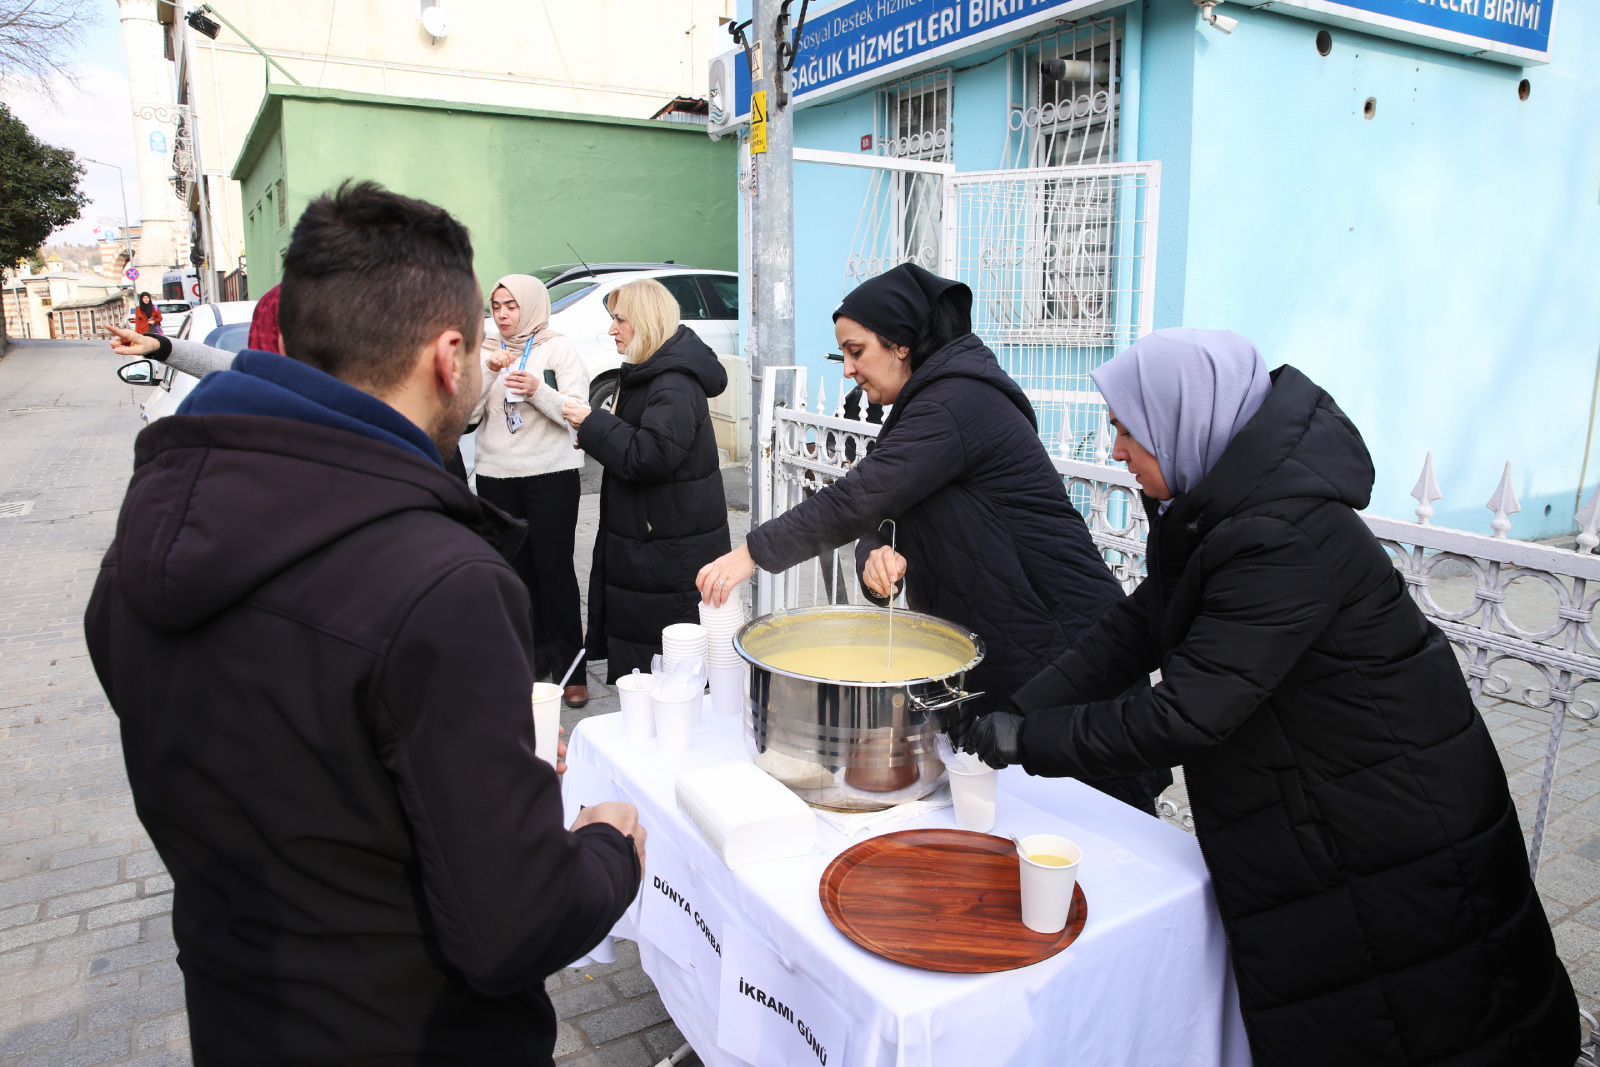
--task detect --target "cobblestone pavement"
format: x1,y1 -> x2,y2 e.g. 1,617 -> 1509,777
0,337 -> 1592,1065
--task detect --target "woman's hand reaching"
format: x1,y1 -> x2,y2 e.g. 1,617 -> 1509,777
862,544 -> 908,599
696,546 -> 757,607
106,324 -> 159,358
503,369 -> 539,396
561,399 -> 591,429
485,348 -> 516,373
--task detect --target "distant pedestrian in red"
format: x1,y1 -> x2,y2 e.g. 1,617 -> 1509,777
134,292 -> 162,335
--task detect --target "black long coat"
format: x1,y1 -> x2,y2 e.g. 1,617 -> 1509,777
579,326 -> 731,681
1011,365 -> 1577,1066
745,334 -> 1126,713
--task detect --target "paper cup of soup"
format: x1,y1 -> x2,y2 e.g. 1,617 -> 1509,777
1016,834 -> 1082,934
531,683 -> 563,768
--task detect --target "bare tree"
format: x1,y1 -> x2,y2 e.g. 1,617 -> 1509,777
0,0 -> 98,99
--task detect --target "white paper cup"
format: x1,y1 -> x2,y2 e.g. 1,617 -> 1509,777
1017,834 -> 1082,934
531,682 -> 562,767
947,765 -> 997,832
654,690 -> 699,754
708,663 -> 746,717
616,673 -> 658,740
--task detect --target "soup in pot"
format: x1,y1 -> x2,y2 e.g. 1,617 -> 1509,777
759,644 -> 968,683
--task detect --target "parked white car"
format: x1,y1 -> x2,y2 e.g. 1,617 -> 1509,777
120,300 -> 257,424
486,268 -> 739,410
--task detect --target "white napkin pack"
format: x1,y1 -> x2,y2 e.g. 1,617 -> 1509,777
675,761 -> 817,868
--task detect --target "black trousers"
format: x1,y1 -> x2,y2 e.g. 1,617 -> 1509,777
476,469 -> 585,683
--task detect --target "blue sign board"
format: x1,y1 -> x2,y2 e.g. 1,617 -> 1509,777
729,0 -> 1107,120
1244,0 -> 1554,65
148,131 -> 168,154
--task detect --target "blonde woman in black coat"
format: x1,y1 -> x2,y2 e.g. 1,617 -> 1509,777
965,328 -> 1577,1067
562,279 -> 731,681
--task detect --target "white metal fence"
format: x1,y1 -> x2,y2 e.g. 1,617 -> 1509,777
755,374 -> 1600,880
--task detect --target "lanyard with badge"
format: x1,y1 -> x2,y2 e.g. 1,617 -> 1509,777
502,336 -> 535,434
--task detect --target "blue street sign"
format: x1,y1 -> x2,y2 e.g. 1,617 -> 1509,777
148,131 -> 167,154
726,0 -> 1106,123
1241,0 -> 1553,65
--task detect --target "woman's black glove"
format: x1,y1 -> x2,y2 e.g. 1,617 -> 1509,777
963,711 -> 1024,770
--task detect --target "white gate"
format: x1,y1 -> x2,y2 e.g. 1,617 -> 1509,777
940,162 -> 1160,460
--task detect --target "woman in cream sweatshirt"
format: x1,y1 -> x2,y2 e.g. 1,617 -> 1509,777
476,274 -> 593,707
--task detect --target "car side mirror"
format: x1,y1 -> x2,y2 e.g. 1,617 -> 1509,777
118,359 -> 155,385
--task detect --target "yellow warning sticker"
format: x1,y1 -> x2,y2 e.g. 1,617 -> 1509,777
750,89 -> 768,154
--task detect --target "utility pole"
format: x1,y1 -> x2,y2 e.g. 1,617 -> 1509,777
179,19 -> 217,305
82,159 -> 136,279
747,0 -> 798,515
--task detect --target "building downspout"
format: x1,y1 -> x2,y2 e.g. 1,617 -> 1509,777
1577,334 -> 1600,523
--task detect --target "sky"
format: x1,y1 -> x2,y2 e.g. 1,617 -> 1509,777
4,0 -> 138,246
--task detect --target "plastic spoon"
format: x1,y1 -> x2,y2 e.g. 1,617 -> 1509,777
556,648 -> 586,690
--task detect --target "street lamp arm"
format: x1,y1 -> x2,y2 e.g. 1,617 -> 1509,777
190,4 -> 303,86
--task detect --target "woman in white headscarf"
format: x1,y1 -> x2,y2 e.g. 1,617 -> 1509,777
475,274 -> 593,707
963,328 -> 1576,1067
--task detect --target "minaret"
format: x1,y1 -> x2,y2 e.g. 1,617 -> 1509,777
117,0 -> 185,294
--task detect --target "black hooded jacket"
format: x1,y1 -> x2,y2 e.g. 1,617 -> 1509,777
744,333 -> 1126,714
579,325 -> 731,680
84,412 -> 640,1065
1010,366 -> 1577,1066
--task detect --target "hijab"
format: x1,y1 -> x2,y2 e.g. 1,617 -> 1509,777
490,274 -> 555,353
832,263 -> 971,348
138,292 -> 153,311
1090,327 -> 1272,499
248,285 -> 281,353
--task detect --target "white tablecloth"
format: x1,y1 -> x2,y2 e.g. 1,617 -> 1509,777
563,711 -> 1251,1067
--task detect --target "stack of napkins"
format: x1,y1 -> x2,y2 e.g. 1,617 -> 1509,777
675,761 -> 817,867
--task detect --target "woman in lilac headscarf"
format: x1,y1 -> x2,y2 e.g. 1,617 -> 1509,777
963,328 -> 1576,1067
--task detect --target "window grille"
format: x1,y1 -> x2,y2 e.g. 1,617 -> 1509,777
843,70 -> 951,291
1004,16 -> 1121,170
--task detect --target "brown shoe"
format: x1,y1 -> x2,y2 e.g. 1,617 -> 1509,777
563,685 -> 589,709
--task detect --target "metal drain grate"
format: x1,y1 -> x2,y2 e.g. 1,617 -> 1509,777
0,501 -> 35,518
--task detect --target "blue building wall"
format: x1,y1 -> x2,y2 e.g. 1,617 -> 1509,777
1171,1 -> 1600,537
736,0 -> 1600,538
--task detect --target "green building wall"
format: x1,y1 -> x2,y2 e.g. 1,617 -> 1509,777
232,86 -> 737,300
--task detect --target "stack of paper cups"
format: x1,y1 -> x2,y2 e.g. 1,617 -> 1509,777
661,623 -> 708,675
699,599 -> 747,716
661,623 -> 708,724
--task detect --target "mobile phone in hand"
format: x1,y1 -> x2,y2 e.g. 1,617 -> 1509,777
543,369 -> 558,390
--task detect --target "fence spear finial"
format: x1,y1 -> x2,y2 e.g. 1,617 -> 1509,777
1486,461 -> 1521,539
1577,483 -> 1600,554
1093,416 -> 1110,465
1411,452 -> 1442,525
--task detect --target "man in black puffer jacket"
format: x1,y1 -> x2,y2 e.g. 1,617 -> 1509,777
577,305 -> 732,680
84,182 -> 645,1065
967,331 -> 1578,1067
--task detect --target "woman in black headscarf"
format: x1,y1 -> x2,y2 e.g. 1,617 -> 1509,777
695,264 -> 1168,814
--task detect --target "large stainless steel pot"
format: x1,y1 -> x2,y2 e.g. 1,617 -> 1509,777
734,606 -> 986,812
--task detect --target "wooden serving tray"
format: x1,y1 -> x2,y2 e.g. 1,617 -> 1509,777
819,828 -> 1087,973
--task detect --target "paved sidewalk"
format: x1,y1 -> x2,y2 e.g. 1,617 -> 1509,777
0,337 -> 1593,1065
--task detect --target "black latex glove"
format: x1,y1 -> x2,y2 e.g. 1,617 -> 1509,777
939,701 -> 978,749
964,710 -> 1024,770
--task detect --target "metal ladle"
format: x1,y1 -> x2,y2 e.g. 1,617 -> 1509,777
878,519 -> 900,669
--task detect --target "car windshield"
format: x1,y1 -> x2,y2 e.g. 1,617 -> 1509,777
550,282 -> 598,313
158,303 -> 190,315
204,323 -> 251,354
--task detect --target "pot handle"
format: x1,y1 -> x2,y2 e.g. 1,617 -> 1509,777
907,688 -> 986,715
